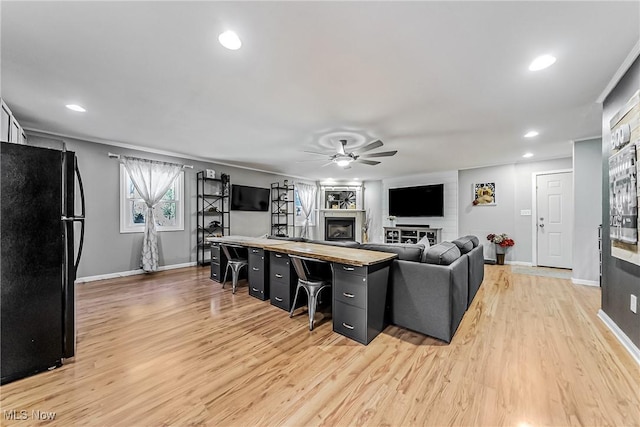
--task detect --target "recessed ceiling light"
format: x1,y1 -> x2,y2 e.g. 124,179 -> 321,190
523,152 -> 534,158
218,31 -> 242,50
529,54 -> 556,71
66,104 -> 86,112
524,130 -> 539,138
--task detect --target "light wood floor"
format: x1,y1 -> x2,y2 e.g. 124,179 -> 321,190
1,265 -> 638,426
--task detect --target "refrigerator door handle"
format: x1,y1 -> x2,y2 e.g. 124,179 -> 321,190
73,162 -> 85,270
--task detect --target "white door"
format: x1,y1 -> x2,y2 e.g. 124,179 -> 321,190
536,172 -> 573,268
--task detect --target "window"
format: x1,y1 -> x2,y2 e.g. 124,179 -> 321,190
294,188 -> 316,227
119,164 -> 184,233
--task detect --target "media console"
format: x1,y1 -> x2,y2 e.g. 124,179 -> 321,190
384,226 -> 442,246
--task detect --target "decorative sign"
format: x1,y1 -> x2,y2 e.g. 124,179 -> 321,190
609,90 -> 640,266
473,182 -> 496,206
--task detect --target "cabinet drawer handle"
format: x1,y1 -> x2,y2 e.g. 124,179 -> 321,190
212,256 -> 217,260
275,254 -> 283,258
275,297 -> 283,302
342,266 -> 355,271
342,322 -> 354,330
252,287 -> 259,292
342,292 -> 355,298
275,273 -> 283,278
252,267 -> 260,271
252,249 -> 259,253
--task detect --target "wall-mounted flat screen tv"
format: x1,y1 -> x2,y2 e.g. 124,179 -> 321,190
231,184 -> 270,211
389,184 -> 444,217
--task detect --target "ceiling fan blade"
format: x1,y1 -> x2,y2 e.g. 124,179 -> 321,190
296,158 -> 327,163
361,150 -> 398,158
320,161 -> 335,168
355,159 -> 381,166
354,140 -> 383,154
303,150 -> 331,156
337,140 -> 347,155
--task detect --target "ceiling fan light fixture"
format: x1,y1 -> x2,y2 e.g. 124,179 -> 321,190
335,158 -> 353,167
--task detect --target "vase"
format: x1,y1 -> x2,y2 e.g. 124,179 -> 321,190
362,231 -> 369,243
495,244 -> 506,265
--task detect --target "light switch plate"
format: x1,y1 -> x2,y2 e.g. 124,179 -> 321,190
520,209 -> 532,216
631,294 -> 637,314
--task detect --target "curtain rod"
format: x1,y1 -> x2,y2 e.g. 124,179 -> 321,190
108,152 -> 194,169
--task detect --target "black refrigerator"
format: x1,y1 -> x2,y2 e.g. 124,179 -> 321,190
1,141 -> 85,384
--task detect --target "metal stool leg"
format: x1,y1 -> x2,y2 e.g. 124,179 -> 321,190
307,284 -> 331,331
222,264 -> 231,288
289,283 -> 304,318
231,264 -> 241,294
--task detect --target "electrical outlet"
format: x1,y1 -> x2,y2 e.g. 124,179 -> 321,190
631,294 -> 638,314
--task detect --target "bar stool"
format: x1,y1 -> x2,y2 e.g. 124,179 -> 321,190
221,244 -> 248,294
289,255 -> 333,331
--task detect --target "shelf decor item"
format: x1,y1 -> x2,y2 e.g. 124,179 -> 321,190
387,215 -> 397,227
487,233 -> 515,265
362,209 -> 372,243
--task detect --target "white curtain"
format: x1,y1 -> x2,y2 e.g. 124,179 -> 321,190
122,157 -> 182,272
296,182 -> 317,238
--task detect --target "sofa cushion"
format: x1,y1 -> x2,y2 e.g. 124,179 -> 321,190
452,236 -> 474,254
306,239 -> 361,248
465,235 -> 480,248
423,242 -> 461,265
359,243 -> 423,262
417,235 -> 431,248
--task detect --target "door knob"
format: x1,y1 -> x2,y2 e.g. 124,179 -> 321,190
539,223 -> 544,228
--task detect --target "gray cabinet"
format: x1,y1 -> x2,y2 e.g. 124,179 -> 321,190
248,247 -> 269,300
269,252 -> 302,311
209,243 -> 228,282
332,261 -> 390,345
384,226 -> 441,245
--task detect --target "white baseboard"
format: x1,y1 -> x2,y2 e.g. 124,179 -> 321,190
571,277 -> 600,287
76,262 -> 197,284
505,261 -> 533,266
598,309 -> 640,365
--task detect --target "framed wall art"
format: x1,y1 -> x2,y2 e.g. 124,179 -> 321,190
608,90 -> 639,266
473,182 -> 496,206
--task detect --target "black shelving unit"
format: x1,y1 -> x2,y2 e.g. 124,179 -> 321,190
270,182 -> 294,237
197,171 -> 230,265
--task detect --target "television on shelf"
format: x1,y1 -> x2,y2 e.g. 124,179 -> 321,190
388,184 -> 444,217
231,184 -> 270,211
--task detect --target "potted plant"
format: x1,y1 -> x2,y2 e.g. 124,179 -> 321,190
487,233 -> 515,265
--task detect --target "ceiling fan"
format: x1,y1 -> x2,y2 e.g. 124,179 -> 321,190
301,139 -> 397,168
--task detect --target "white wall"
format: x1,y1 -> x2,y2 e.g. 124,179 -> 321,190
458,157 -> 573,264
363,180 -> 383,242
382,171 -> 459,243
572,138 -> 602,284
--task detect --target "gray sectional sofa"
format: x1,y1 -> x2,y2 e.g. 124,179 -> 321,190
267,234 -> 485,343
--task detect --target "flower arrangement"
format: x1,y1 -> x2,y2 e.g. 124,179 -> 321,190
487,233 -> 515,247
387,215 -> 397,222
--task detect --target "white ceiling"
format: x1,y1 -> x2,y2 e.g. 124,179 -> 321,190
2,1 -> 638,180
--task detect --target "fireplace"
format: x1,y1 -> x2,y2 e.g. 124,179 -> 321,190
325,217 -> 356,241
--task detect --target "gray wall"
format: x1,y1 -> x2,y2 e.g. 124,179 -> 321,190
26,132 -> 296,279
572,138 -> 602,284
458,157 -> 573,263
601,55 -> 640,347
